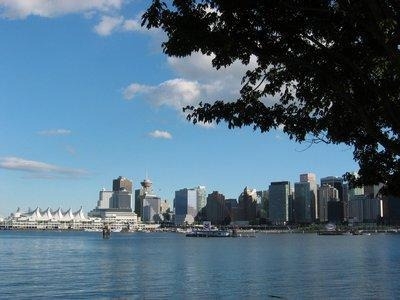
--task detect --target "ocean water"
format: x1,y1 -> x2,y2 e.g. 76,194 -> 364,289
1,231 -> 399,299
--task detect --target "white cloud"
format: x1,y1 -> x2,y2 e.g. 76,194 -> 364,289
149,130 -> 172,139
196,121 -> 216,129
94,15 -> 123,36
0,157 -> 88,178
93,12 -> 157,36
0,0 -> 123,19
123,78 -> 202,110
122,53 -> 266,111
122,52 -> 279,129
37,129 -> 71,136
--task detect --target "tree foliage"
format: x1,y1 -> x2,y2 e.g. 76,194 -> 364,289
143,0 -> 400,195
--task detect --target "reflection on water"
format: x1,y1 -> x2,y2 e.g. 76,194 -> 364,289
0,231 -> 399,299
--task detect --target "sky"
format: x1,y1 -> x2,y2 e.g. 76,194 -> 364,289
0,0 -> 359,217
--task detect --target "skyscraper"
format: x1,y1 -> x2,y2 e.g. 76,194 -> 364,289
174,188 -> 197,225
205,191 -> 228,225
300,173 -> 318,220
89,176 -> 135,219
294,182 -> 312,223
269,181 -> 291,225
318,184 -> 339,223
321,176 -> 345,222
135,177 -> 162,222
237,187 -> 258,223
196,186 -> 207,213
113,176 -> 133,193
320,176 -> 343,200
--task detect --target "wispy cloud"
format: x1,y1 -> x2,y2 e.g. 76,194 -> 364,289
0,0 -> 123,19
93,12 -> 155,36
37,129 -> 71,136
196,121 -> 216,129
65,145 -> 76,155
0,157 -> 88,178
149,130 -> 172,140
93,15 -> 123,36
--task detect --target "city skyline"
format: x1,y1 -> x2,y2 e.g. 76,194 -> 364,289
0,1 -> 358,216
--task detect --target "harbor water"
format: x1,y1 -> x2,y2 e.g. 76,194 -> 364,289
1,231 -> 399,299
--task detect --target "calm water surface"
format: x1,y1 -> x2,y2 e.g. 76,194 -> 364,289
1,231 -> 399,299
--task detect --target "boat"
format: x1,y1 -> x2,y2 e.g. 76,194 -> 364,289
186,229 -> 231,237
317,230 -> 344,236
317,223 -> 343,235
185,221 -> 231,237
102,225 -> 111,239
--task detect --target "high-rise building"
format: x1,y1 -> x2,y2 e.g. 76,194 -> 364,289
113,176 -> 133,193
236,187 -> 258,223
318,184 -> 339,223
205,191 -> 228,225
294,182 -> 313,224
97,189 -> 113,209
269,181 -> 291,225
196,186 -> 207,213
174,188 -> 197,225
321,176 -> 345,222
89,176 -> 135,220
135,178 -> 162,222
321,176 -> 343,200
300,173 -> 318,220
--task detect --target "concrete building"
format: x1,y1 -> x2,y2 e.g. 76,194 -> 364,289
97,189 -> 113,209
89,176 -> 136,221
196,186 -> 207,213
205,191 -> 229,225
135,178 -> 163,223
294,182 -> 313,224
321,176 -> 345,222
113,176 -> 133,193
174,188 -> 197,225
235,187 -> 258,224
269,181 -> 291,225
143,196 -> 161,223
300,173 -> 318,220
318,184 -> 339,223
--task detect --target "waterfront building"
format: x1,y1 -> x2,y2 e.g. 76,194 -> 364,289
382,195 -> 400,225
300,173 -> 318,220
328,200 -> 344,223
269,181 -> 291,225
235,187 -> 258,224
348,194 -> 365,224
318,184 -> 339,223
97,189 -> 113,209
135,178 -> 163,223
174,188 -> 197,225
135,178 -> 154,219
348,183 -> 381,224
362,194 -> 381,222
196,186 -> 207,213
321,176 -> 344,200
321,176 -> 346,222
143,196 -> 162,223
89,176 -> 137,223
160,200 -> 170,214
4,207 -> 96,230
113,176 -> 133,193
114,189 -> 132,210
294,182 -> 313,224
205,191 -> 229,225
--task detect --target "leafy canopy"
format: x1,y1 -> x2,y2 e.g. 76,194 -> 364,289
143,0 -> 400,195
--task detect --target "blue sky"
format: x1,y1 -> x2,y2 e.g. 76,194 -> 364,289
0,0 -> 358,216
